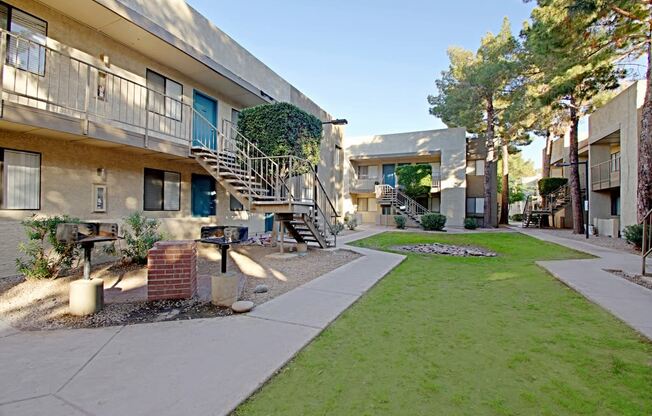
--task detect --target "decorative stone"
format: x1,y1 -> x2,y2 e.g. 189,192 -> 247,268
394,243 -> 497,257
253,284 -> 269,293
231,300 -> 254,313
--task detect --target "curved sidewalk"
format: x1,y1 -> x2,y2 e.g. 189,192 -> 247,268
0,228 -> 403,416
518,228 -> 652,341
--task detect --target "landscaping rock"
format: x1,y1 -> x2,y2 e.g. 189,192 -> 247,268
394,243 -> 497,257
253,284 -> 269,294
231,300 -> 254,313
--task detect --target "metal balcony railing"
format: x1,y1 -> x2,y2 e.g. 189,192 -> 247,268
0,29 -> 198,149
591,157 -> 620,191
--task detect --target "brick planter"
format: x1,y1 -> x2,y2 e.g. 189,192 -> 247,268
147,241 -> 197,301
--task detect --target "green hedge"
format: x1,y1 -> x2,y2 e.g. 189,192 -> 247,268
237,102 -> 323,165
421,213 -> 447,231
396,164 -> 432,199
538,177 -> 568,196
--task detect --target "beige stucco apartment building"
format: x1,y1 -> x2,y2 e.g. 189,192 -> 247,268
0,0 -> 344,277
540,81 -> 641,237
587,81 -> 642,237
342,128 -> 496,228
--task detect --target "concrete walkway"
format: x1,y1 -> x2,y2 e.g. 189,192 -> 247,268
0,228 -> 404,416
517,227 -> 652,341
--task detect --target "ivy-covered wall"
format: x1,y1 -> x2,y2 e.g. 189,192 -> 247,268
237,102 -> 323,165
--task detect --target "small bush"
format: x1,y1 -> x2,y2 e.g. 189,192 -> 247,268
623,224 -> 644,249
344,214 -> 358,231
394,215 -> 406,229
511,213 -> 524,222
464,218 -> 478,230
16,215 -> 80,279
538,177 -> 568,196
332,221 -> 345,236
110,213 -> 162,265
421,213 -> 447,231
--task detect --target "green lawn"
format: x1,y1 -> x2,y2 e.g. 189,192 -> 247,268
236,232 -> 652,416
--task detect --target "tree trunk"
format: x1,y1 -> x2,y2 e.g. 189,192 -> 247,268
484,96 -> 496,228
499,138 -> 510,224
638,36 -> 652,222
542,129 -> 553,178
568,95 -> 584,234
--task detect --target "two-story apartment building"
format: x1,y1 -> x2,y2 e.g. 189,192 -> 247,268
0,0 -> 344,278
587,80 -> 642,237
540,81 -> 640,237
342,128 -> 497,228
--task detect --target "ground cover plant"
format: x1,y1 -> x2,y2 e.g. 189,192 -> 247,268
236,232 -> 652,415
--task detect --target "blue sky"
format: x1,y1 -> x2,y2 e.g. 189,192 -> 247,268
187,0 -> 544,167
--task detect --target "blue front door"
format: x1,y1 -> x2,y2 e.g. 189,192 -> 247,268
193,90 -> 218,150
191,174 -> 216,217
383,164 -> 395,187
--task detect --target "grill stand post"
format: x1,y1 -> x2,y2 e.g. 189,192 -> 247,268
82,242 -> 93,280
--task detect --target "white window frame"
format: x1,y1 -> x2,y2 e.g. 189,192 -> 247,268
146,69 -> 183,122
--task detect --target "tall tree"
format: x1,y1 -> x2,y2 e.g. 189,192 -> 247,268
429,18 -> 520,227
523,2 -> 624,234
567,0 -> 652,221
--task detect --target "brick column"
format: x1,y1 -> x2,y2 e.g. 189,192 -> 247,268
147,241 -> 197,301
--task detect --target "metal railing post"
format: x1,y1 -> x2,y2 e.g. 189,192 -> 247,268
82,65 -> 91,134
0,32 -> 6,116
144,88 -> 150,148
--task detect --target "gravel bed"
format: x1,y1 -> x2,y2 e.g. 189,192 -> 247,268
531,228 -> 639,254
604,269 -> 652,291
0,246 -> 361,331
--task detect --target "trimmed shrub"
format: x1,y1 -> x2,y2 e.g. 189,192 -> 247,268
107,213 -> 162,265
394,215 -> 406,229
623,224 -> 644,249
421,213 -> 447,231
332,221 -> 345,235
237,102 -> 323,166
538,177 -> 568,196
511,213 -> 524,222
344,214 -> 358,231
16,215 -> 80,279
464,217 -> 478,230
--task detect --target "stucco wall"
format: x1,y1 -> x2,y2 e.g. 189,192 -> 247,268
0,130 -> 265,278
343,128 -> 467,227
588,80 -> 643,230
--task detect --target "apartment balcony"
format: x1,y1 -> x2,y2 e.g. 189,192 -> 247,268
591,157 -> 620,191
351,176 -> 380,193
0,30 -> 216,158
350,175 -> 441,194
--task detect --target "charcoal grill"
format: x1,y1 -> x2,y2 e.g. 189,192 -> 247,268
56,222 -> 119,280
197,226 -> 248,274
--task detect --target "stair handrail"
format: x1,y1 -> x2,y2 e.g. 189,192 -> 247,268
221,120 -> 283,202
643,209 -> 652,275
394,187 -> 430,217
262,154 -> 340,244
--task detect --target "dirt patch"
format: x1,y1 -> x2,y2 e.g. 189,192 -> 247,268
0,245 -> 361,331
392,243 -> 497,257
604,269 -> 652,291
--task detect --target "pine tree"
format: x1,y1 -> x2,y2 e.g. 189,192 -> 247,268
429,18 -> 520,227
523,1 -> 624,234
567,0 -> 652,220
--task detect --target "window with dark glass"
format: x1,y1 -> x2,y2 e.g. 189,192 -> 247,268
144,168 -> 180,211
230,194 -> 244,211
146,69 -> 183,121
2,3 -> 47,76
